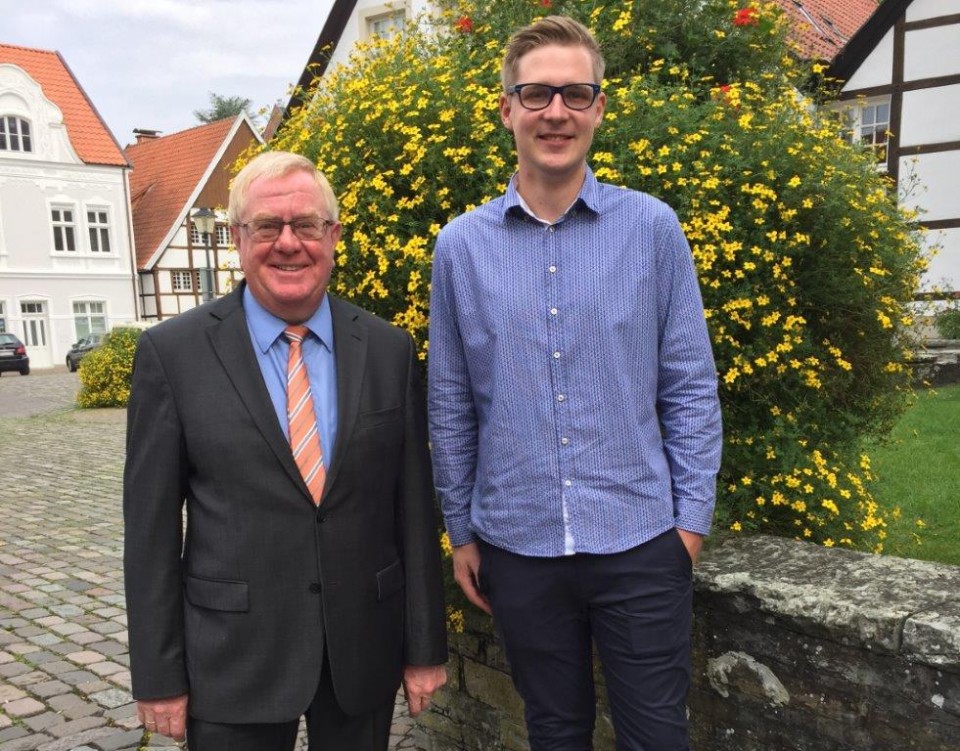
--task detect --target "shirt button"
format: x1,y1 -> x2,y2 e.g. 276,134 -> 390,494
309,583 -> 322,594
564,480 -> 572,487
548,265 -> 557,273
557,394 -> 565,402
549,226 -> 556,233
553,351 -> 561,359
550,308 -> 558,316
561,437 -> 570,445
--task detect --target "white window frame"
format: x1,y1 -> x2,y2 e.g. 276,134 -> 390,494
191,222 -> 232,249
85,206 -> 113,254
171,270 -> 200,292
20,300 -> 48,348
846,97 -> 891,171
50,203 -> 79,253
215,224 -> 231,248
72,300 -> 108,340
0,115 -> 33,153
360,2 -> 409,41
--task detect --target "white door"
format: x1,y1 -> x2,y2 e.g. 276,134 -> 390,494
20,301 -> 52,368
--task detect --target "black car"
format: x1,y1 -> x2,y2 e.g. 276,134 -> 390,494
66,332 -> 105,372
0,332 -> 30,375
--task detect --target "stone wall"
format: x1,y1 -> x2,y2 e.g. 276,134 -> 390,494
417,535 -> 960,750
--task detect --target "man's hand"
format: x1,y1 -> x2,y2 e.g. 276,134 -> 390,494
137,694 -> 188,742
403,664 -> 447,717
452,542 -> 492,615
677,528 -> 704,564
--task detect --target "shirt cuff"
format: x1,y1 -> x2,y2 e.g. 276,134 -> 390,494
444,515 -> 477,547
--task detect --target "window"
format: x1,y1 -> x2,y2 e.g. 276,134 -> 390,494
0,301 -> 6,333
369,10 -> 405,37
171,270 -> 200,292
73,301 -> 107,340
192,223 -> 232,247
848,99 -> 890,167
0,116 -> 32,153
51,206 -> 77,252
20,301 -> 46,347
362,4 -> 407,40
87,209 -> 112,253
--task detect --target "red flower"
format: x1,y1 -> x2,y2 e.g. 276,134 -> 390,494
455,15 -> 473,33
540,0 -> 553,7
733,7 -> 759,26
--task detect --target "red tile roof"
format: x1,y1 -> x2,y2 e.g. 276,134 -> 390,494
0,42 -> 127,167
773,0 -> 880,62
124,118 -> 238,269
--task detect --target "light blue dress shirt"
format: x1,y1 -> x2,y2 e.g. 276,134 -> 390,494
243,286 -> 338,469
428,167 -> 723,558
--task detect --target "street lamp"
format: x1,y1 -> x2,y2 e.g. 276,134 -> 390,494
193,207 -> 217,302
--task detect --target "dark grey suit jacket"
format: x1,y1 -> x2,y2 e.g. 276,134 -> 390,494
123,283 -> 447,723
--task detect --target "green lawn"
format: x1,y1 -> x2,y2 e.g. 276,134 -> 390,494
868,383 -> 960,566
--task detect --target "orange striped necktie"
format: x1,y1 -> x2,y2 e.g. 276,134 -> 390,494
284,325 -> 326,505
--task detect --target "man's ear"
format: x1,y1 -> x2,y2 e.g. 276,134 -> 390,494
499,93 -> 514,132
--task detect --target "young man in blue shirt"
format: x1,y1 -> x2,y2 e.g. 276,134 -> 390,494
428,15 -> 723,750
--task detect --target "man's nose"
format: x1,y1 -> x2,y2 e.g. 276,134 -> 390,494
274,222 -> 301,248
542,91 -> 569,117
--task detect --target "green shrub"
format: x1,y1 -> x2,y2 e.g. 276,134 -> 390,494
263,0 -> 926,552
76,327 -> 143,408
935,307 -> 960,339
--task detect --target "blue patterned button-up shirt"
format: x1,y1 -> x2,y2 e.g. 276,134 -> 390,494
428,168 -> 723,557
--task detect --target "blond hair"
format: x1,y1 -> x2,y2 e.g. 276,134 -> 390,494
501,15 -> 605,90
228,151 -> 339,224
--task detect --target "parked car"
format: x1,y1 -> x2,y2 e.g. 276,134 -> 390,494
0,332 -> 30,376
65,332 -> 105,372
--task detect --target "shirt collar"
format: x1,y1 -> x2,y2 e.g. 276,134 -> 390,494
502,165 -> 601,223
243,285 -> 334,354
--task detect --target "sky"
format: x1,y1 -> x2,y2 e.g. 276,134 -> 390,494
2,0 -> 336,147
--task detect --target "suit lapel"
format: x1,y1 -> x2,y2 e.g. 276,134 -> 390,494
324,295 -> 366,502
206,285 -> 311,502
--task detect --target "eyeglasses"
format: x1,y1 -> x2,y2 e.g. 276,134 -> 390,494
509,83 -> 602,111
238,217 -> 336,243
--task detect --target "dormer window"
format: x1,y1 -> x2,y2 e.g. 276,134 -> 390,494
0,116 -> 32,153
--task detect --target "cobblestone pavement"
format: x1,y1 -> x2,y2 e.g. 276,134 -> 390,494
0,370 -> 429,750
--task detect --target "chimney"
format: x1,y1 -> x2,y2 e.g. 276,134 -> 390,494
132,128 -> 162,144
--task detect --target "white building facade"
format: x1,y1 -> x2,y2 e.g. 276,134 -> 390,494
832,0 -> 960,295
0,49 -> 137,370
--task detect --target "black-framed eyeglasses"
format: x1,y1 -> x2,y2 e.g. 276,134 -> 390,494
238,217 -> 336,243
509,83 -> 602,111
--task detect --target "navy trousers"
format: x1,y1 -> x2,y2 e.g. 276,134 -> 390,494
185,654 -> 394,751
479,528 -> 693,751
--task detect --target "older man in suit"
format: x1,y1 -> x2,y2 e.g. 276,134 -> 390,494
123,151 -> 448,751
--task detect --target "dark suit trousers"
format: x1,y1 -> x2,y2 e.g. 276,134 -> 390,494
186,654 -> 395,751
479,529 -> 693,751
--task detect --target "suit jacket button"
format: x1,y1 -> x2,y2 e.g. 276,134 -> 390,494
309,583 -> 321,594
316,512 -> 327,524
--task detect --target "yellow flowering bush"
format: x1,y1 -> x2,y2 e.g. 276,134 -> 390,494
266,0 -> 925,552
76,327 -> 142,408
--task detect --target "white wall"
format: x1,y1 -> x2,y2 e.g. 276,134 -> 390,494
906,0 -> 957,22
843,29 -> 894,91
